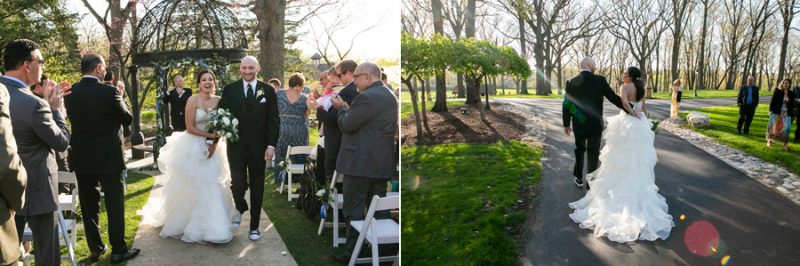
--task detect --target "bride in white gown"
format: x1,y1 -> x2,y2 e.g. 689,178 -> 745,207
568,67 -> 674,243
139,69 -> 236,243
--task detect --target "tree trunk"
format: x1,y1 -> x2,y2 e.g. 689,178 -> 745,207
777,0 -> 795,86
419,77 -> 431,134
518,14 -> 529,95
255,0 -> 286,83
465,78 -> 479,104
457,74 -> 466,98
696,0 -> 709,91
402,78 -> 423,138
431,0 -> 448,112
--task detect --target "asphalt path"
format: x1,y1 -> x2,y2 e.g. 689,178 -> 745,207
492,97 -> 800,265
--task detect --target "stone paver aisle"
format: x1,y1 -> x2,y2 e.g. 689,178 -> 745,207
124,157 -> 296,266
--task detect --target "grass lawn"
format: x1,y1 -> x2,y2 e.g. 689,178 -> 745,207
260,124 -> 342,266
401,141 -> 542,265
651,89 -> 739,99
680,105 -> 800,176
401,89 -> 561,102
262,178 -> 342,266
60,172 -> 154,265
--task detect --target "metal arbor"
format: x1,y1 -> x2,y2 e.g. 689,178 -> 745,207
129,0 -> 248,162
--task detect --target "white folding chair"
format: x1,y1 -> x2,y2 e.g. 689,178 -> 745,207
348,195 -> 400,266
57,171 -> 78,214
19,205 -> 77,266
279,145 -> 313,201
317,171 -> 346,247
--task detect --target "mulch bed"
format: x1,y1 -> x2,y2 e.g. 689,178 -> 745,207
401,103 -> 528,146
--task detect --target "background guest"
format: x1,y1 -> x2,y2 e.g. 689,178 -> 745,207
65,53 -> 139,263
329,62 -> 398,262
30,76 -> 73,194
2,38 -> 70,266
0,82 -> 27,266
737,76 -> 760,134
103,70 -> 114,85
167,75 -> 192,132
767,78 -> 796,151
274,73 -> 316,184
670,79 -> 682,119
268,78 -> 282,92
318,60 -> 359,180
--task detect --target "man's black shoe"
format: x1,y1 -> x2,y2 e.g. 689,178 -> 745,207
89,246 -> 107,262
110,248 -> 140,264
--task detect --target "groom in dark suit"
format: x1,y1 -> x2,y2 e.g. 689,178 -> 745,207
562,57 -> 626,189
65,54 -> 139,263
218,55 -> 280,241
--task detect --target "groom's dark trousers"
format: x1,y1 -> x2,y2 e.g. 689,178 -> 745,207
573,133 -> 601,180
65,77 -> 133,256
219,79 -> 280,231
563,71 -> 626,182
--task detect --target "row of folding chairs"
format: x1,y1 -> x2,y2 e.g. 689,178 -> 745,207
277,144 -> 399,265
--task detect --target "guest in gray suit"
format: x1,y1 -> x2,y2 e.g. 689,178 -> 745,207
1,39 -> 70,266
330,62 -> 398,261
0,82 -> 27,266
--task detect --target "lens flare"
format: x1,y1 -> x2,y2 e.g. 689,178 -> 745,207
680,215 -> 686,221
684,220 -> 720,257
720,255 -> 731,265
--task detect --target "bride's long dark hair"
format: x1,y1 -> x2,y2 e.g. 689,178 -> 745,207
627,67 -> 645,101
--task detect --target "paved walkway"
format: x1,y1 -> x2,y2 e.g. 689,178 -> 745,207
124,156 -> 296,266
493,97 -> 800,265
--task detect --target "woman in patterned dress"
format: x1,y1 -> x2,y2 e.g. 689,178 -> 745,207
274,73 -> 317,183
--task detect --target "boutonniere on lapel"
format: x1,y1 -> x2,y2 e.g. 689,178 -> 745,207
256,89 -> 267,103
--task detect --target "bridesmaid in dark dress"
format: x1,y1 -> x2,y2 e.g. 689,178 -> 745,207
274,73 -> 317,183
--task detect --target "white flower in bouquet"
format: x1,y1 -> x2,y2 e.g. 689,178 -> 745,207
232,118 -> 239,126
226,132 -> 232,139
222,117 -> 230,126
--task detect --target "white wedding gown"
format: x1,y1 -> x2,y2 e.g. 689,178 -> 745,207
139,108 -> 236,243
568,101 -> 674,243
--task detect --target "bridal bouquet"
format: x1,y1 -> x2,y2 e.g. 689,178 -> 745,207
648,115 -> 661,134
207,108 -> 240,142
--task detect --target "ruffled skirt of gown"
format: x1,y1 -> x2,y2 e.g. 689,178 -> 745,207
568,110 -> 674,243
138,131 -> 236,243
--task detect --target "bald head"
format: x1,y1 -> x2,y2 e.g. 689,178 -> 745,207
242,56 -> 259,66
580,57 -> 596,72
353,62 -> 382,91
239,55 -> 260,82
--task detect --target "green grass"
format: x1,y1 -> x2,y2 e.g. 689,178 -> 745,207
651,89 -> 739,99
680,105 -> 800,176
61,172 -> 154,265
262,175 -> 340,266
400,101 -> 463,119
401,89 -> 561,102
401,141 -> 542,265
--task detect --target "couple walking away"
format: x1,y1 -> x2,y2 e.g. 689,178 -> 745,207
139,55 -> 280,243
562,57 -> 674,243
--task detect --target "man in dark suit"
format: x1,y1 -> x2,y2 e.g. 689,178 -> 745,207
166,75 -> 192,132
65,54 -> 139,263
562,57 -> 627,189
737,76 -> 759,134
218,55 -> 280,241
2,39 -> 70,265
318,59 -> 360,179
330,62 -> 398,261
0,82 -> 27,266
